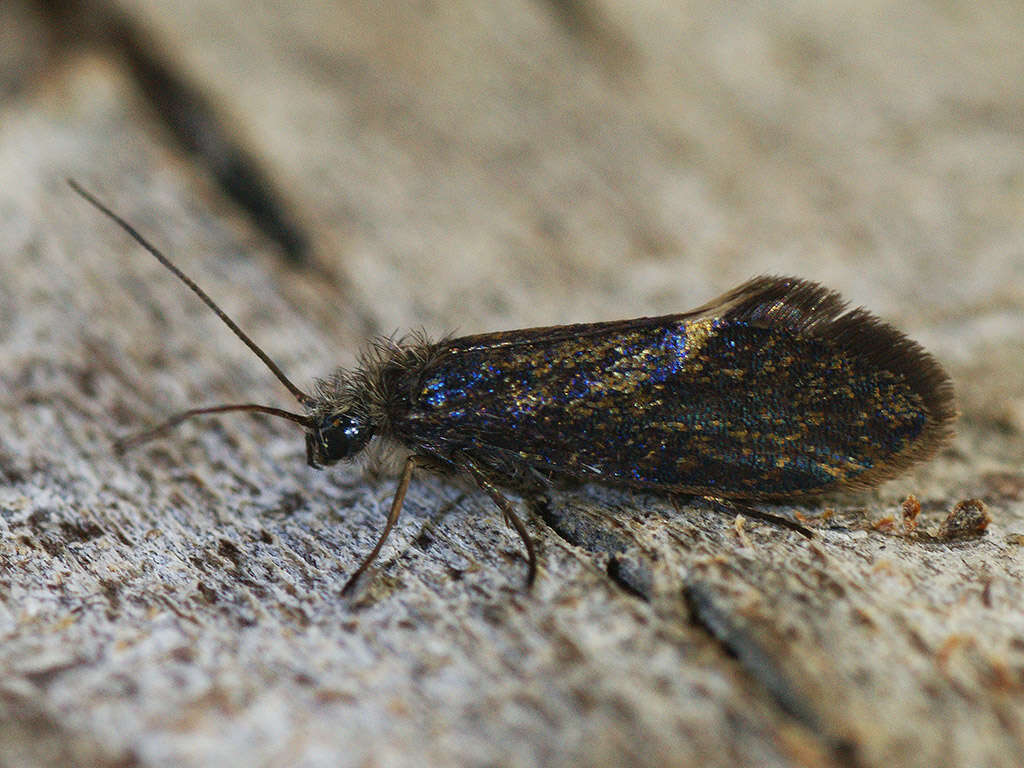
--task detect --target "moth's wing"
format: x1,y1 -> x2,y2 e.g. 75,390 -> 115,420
441,314 -> 676,353
394,276 -> 956,498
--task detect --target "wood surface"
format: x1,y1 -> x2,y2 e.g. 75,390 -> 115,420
1,1 -> 1023,766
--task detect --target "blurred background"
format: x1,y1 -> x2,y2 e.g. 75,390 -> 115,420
0,1 -> 1022,766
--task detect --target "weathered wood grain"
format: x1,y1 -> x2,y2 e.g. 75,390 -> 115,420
1,1 -> 1022,766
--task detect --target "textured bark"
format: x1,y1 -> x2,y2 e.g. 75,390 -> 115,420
1,1 -> 1023,766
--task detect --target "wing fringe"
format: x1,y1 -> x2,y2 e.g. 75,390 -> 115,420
694,275 -> 958,492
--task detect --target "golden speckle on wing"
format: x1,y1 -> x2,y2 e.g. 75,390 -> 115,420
377,277 -> 956,499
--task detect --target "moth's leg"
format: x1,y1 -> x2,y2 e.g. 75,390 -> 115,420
463,461 -> 537,589
342,454 -> 429,594
701,496 -> 813,539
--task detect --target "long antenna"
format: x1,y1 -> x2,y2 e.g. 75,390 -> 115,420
114,404 -> 311,453
68,179 -> 312,406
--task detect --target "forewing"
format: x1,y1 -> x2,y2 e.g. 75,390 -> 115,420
392,277 -> 956,498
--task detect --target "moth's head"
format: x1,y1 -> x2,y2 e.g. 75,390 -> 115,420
306,409 -> 375,468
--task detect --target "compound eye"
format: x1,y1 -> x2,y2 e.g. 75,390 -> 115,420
311,413 -> 374,466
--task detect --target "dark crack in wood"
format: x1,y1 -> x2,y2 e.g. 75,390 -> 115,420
39,0 -> 310,263
684,579 -> 862,768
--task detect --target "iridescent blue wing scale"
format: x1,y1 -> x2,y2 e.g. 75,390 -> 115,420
389,277 -> 956,499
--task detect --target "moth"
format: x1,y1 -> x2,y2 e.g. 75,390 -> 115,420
71,181 -> 957,591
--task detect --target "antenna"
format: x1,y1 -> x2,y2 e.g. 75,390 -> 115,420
69,179 -> 314,448
68,179 -> 312,406
114,404 -> 311,454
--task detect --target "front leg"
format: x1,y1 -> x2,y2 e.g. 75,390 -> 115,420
341,454 -> 432,595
